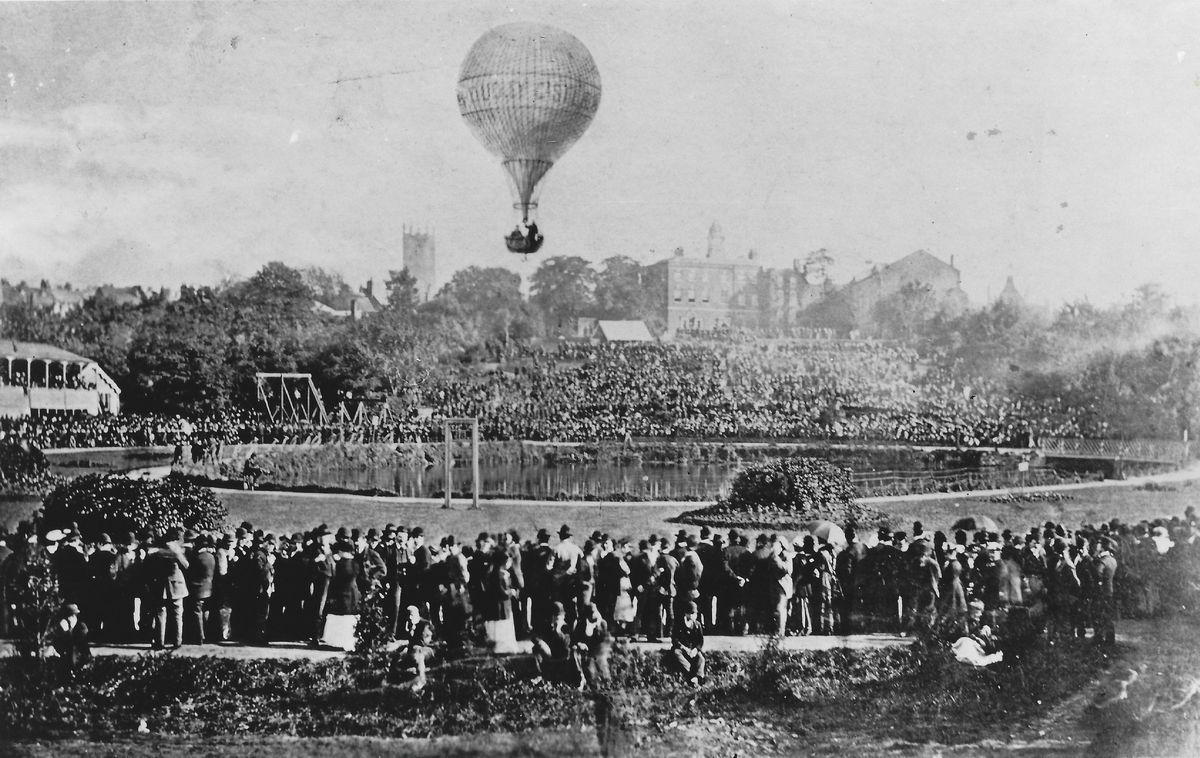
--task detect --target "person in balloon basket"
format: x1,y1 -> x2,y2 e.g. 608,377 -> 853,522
144,529 -> 189,650
670,600 -> 706,685
524,220 -> 542,251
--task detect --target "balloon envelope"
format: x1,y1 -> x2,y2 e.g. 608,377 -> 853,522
457,23 -> 602,221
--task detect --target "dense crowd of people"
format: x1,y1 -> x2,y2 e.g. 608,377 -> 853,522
0,341 -> 1110,451
2,509 -> 1195,688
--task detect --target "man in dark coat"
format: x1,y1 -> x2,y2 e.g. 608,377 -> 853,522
747,534 -> 775,633
237,536 -> 273,644
305,535 -> 334,646
629,539 -> 657,639
53,532 -> 89,606
379,525 -> 411,638
674,536 -> 703,630
863,529 -> 902,632
671,600 -> 706,684
654,539 -> 679,639
720,531 -> 751,635
184,533 -> 216,644
86,533 -> 119,641
354,529 -> 386,595
595,539 -> 629,625
526,529 -> 557,637
409,527 -> 435,622
143,529 -> 189,649
501,530 -> 526,637
1094,539 -> 1119,644
835,529 -> 866,633
696,530 -> 724,629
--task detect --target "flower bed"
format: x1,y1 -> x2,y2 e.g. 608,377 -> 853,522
670,458 -> 886,529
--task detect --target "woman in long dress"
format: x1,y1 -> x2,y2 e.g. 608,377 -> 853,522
483,550 -> 520,654
323,541 -> 361,650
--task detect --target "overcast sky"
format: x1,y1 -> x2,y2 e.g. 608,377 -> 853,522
1,1 -> 1199,306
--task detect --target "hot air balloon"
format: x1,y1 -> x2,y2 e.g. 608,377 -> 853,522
456,23 -> 602,254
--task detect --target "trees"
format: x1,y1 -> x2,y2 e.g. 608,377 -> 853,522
530,256 -> 596,329
871,282 -> 940,341
439,266 -> 523,317
436,266 -> 537,355
384,269 -> 420,313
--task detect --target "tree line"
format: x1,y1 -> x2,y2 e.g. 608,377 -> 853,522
1,261 -> 1196,441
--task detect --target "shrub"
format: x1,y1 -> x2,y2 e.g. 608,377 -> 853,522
7,548 -> 61,658
671,457 -> 884,529
40,472 -> 230,539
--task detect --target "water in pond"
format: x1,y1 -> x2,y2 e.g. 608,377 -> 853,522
268,461 -> 740,500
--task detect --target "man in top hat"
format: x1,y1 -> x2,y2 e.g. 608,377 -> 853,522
379,524 -> 412,638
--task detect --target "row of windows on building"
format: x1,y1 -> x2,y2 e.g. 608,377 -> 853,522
672,288 -> 758,308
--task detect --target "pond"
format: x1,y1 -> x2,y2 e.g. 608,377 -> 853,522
265,461 -> 742,501
36,444 -> 1061,502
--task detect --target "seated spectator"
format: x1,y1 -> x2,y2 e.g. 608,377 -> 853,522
389,619 -> 436,693
50,602 -> 91,675
570,601 -> 611,691
671,600 -> 706,685
530,601 -> 572,685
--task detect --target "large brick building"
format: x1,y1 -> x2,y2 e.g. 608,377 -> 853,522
649,223 -> 967,336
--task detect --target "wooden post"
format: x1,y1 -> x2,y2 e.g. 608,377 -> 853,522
471,418 -> 480,509
443,421 -> 452,509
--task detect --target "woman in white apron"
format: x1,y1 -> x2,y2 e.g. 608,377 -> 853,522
322,541 -> 361,651
483,551 -> 520,654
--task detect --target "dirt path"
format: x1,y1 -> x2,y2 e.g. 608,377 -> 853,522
0,632 -> 912,661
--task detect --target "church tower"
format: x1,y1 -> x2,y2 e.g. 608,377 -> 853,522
402,226 -> 437,302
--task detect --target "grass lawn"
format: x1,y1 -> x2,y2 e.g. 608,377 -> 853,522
3,479 -> 1195,540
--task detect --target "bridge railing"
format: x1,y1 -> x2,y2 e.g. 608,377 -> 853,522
1039,436 -> 1189,464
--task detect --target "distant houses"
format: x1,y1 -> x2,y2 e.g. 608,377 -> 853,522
311,280 -> 384,320
0,280 -> 150,314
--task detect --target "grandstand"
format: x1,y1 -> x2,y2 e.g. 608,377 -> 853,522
0,340 -> 121,418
